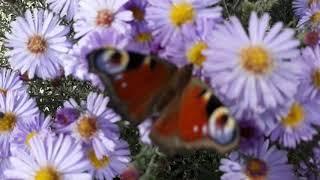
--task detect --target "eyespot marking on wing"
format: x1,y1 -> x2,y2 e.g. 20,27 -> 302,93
207,106 -> 237,145
92,48 -> 129,75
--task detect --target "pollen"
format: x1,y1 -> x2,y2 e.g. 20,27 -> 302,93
25,131 -> 37,146
0,88 -> 7,95
240,46 -> 273,75
27,35 -> 48,54
281,102 -> 305,128
96,9 -> 114,26
170,2 -> 195,27
35,167 -> 60,180
130,6 -> 145,21
186,41 -> 208,66
312,69 -> 320,88
88,149 -> 110,169
311,11 -> 320,24
77,116 -> 97,138
245,158 -> 268,179
135,32 -> 152,43
0,112 -> 17,133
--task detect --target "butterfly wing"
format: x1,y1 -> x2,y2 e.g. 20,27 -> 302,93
150,78 -> 239,154
87,48 -> 190,124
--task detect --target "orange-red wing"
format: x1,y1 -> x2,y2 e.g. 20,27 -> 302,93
150,79 -> 239,154
87,48 -> 177,124
111,59 -> 175,123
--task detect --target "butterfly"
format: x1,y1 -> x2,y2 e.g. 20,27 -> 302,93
87,47 -> 239,154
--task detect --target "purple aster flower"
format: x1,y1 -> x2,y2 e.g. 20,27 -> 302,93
298,3 -> 320,30
0,68 -> 26,95
53,107 -> 81,129
58,92 -> 121,159
63,28 -> 128,89
303,31 -> 320,46
10,113 -> 52,153
162,23 -> 211,67
125,0 -> 148,23
238,119 -> 264,152
4,134 -> 91,179
298,45 -> 320,100
203,12 -> 301,119
0,91 -> 39,156
73,0 -> 133,38
298,161 -> 318,180
86,140 -> 131,180
298,145 -> 320,179
137,118 -> 153,145
293,0 -> 320,17
46,0 -> 79,20
267,94 -> 320,148
219,140 -> 296,180
145,0 -> 222,46
126,23 -> 156,54
5,9 -> 71,79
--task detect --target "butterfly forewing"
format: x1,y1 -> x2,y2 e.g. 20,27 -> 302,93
87,48 -> 178,124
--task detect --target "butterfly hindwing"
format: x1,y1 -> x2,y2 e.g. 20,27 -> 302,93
87,48 -> 181,124
150,78 -> 239,154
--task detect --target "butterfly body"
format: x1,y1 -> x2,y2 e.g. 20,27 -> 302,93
87,48 -> 239,154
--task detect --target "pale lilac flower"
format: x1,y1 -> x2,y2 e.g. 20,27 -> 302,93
292,0 -> 320,17
298,45 -> 320,100
298,3 -> 320,30
145,0 -> 222,46
10,113 -> 52,152
46,0 -> 79,20
0,91 -> 39,156
58,92 -> 121,159
267,93 -> 320,148
73,0 -> 133,38
0,68 -> 26,95
5,9 -> 71,79
162,25 -> 210,67
203,12 -> 301,122
4,134 -> 91,179
86,140 -> 131,180
220,140 -> 296,180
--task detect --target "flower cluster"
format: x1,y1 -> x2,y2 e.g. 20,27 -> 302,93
0,67 -> 130,179
2,0 -> 320,179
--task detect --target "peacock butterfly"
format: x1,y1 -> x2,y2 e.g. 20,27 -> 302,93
86,47 -> 239,154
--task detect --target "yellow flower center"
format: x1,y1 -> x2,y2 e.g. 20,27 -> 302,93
27,35 -> 47,54
186,41 -> 208,66
170,2 -> 195,27
130,6 -> 145,21
311,11 -> 320,24
135,32 -> 152,43
88,149 -> 110,169
312,69 -> 320,88
35,167 -> 60,180
245,158 -> 268,180
25,131 -> 37,146
0,88 -> 7,95
96,9 -> 114,26
240,46 -> 273,75
282,103 -> 305,128
77,116 -> 97,138
0,112 -> 17,133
